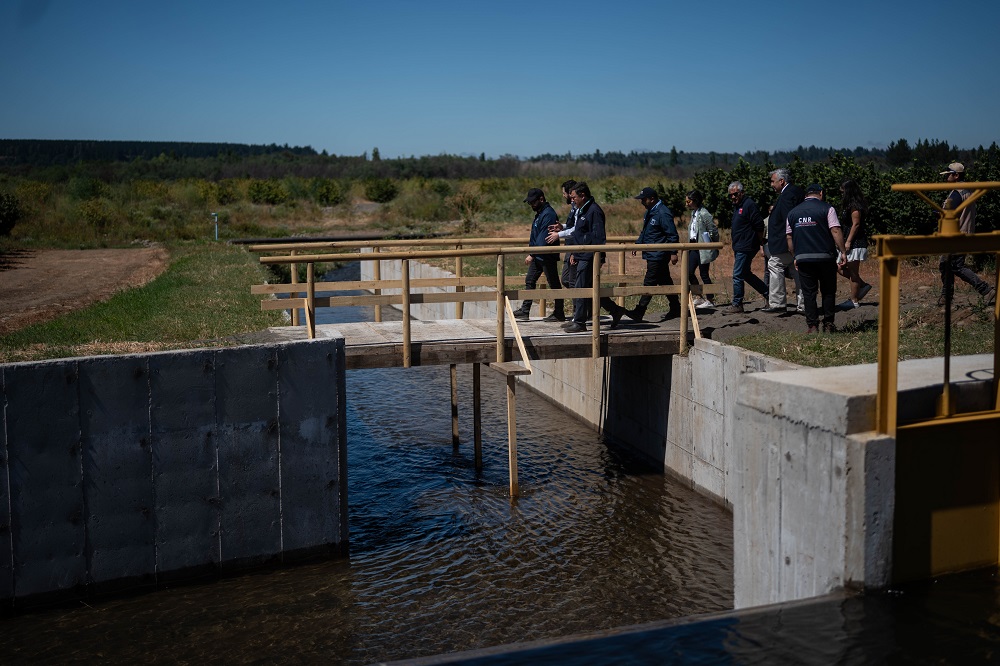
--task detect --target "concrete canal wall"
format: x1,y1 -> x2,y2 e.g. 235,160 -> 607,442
364,258 -> 998,608
0,339 -> 347,606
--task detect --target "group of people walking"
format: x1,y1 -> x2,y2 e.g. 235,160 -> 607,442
513,162 -> 994,334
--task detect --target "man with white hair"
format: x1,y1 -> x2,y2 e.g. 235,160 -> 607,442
762,168 -> 804,313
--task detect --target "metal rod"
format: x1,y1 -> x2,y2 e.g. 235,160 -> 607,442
876,257 -> 900,435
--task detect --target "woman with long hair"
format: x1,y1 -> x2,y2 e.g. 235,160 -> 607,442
838,179 -> 872,308
685,189 -> 718,309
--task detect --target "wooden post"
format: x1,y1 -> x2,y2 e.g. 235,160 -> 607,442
450,364 -> 459,448
473,362 -> 482,472
373,246 -> 382,323
617,248 -> 626,307
679,249 -> 689,355
402,259 -> 411,368
455,248 -> 464,320
306,262 -> 315,339
591,256 -> 601,358
506,374 -> 519,498
290,250 -> 300,327
496,253 -> 505,363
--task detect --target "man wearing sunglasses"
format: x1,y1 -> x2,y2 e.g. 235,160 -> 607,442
725,181 -> 768,314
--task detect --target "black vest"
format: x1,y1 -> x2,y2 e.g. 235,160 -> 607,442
789,198 -> 837,262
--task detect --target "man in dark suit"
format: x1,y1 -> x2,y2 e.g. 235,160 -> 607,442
762,168 -> 805,313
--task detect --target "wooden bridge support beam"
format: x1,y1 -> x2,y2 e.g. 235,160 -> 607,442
450,364 -> 459,448
473,363 -> 482,473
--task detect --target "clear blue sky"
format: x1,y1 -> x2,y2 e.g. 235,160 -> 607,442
3,0 -> 998,158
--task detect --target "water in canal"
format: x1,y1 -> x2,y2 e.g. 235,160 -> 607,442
5,267 -> 999,664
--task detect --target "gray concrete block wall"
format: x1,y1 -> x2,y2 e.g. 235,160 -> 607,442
731,354 -> 994,608
79,356 -> 156,589
5,361 -> 86,599
149,350 -> 220,576
0,338 -> 347,604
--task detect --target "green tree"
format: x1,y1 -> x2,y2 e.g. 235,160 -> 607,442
0,191 -> 22,236
886,138 -> 912,167
669,146 -> 679,167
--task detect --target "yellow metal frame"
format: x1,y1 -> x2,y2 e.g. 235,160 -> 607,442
876,181 -> 1000,435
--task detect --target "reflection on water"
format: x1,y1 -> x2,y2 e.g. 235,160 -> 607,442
0,277 -> 733,664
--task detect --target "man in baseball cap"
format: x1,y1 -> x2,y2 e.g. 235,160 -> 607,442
937,162 -> 996,305
625,186 -> 681,321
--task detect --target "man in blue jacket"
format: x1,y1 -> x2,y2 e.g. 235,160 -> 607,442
548,182 -> 626,333
725,181 -> 768,314
513,188 -> 564,321
626,187 -> 682,322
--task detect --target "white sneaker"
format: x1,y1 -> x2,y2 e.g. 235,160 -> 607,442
692,297 -> 706,307
696,300 -> 715,310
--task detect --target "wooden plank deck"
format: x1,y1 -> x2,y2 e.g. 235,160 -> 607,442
260,316 -> 686,369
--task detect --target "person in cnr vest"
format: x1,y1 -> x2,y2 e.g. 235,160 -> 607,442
785,184 -> 847,333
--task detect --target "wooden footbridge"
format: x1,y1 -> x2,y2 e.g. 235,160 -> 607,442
249,236 -> 722,368
249,236 -> 723,497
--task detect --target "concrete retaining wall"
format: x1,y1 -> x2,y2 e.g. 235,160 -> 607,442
0,338 -> 347,605
361,258 -> 998,608
730,353 -> 994,608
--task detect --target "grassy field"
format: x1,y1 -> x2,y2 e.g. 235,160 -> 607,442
0,242 -> 286,363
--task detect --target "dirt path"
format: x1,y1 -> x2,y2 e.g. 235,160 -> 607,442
0,247 -> 169,335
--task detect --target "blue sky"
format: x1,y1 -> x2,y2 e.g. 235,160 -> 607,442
2,0 -> 998,158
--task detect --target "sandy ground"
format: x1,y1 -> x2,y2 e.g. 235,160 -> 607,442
0,247 -> 169,335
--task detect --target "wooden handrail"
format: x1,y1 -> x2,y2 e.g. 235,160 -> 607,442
253,240 -> 724,360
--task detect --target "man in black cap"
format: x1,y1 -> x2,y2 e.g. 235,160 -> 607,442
512,188 -> 564,321
937,162 -> 996,306
625,186 -> 681,322
786,184 -> 847,333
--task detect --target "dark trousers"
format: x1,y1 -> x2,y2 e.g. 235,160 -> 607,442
687,250 -> 712,300
797,260 -> 837,328
635,258 -> 681,315
939,254 -> 990,297
572,258 -> 622,324
521,256 -> 563,315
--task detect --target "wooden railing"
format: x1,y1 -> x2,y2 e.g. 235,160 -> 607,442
250,238 -> 724,365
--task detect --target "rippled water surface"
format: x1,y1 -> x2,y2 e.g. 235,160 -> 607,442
0,277 -> 734,664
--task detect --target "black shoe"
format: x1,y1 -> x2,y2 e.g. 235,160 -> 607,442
512,309 -> 530,321
543,312 -> 566,322
625,308 -> 645,322
609,308 -> 624,329
659,310 -> 679,321
760,305 -> 786,313
563,322 -> 587,333
562,320 -> 583,330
